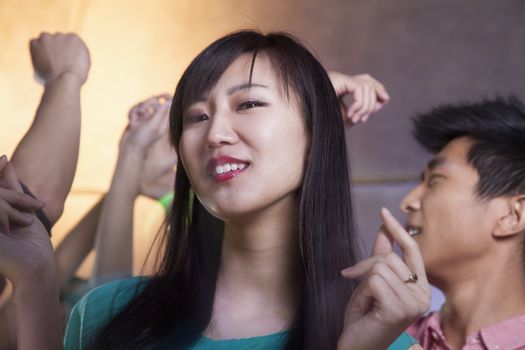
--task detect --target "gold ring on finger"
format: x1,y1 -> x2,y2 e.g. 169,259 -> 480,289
404,273 -> 418,284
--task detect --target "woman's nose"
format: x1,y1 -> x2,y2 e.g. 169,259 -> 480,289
206,113 -> 239,148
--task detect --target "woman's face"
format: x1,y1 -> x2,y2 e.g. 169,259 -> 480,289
179,54 -> 309,221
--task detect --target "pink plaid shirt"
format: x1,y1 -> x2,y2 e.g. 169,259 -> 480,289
407,312 -> 525,350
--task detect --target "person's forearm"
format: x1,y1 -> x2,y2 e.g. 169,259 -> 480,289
11,73 -> 82,224
55,195 -> 105,291
92,151 -> 142,284
12,268 -> 61,350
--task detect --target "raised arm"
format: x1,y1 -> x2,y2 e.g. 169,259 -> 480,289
55,93 -> 175,293
10,32 -> 90,225
92,95 -> 172,285
54,196 -> 105,291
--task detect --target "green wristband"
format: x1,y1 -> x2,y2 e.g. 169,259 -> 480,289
158,192 -> 174,211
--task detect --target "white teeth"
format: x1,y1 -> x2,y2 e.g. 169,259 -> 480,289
214,163 -> 247,175
408,228 -> 421,236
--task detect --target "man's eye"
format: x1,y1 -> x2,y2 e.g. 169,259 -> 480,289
427,175 -> 441,187
237,100 -> 266,111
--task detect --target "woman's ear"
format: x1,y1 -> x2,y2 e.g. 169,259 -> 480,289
494,196 -> 525,238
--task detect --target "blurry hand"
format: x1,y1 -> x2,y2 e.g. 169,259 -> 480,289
120,94 -> 172,155
0,157 -> 44,234
338,208 -> 430,350
128,94 -> 172,125
328,71 -> 390,125
139,131 -> 177,200
29,32 -> 91,86
0,156 -> 55,287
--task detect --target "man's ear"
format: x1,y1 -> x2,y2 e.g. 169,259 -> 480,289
494,196 -> 525,238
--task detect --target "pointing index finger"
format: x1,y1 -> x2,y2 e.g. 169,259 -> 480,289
380,207 -> 428,284
371,225 -> 393,257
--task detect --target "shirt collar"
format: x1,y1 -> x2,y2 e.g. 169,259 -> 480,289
412,311 -> 525,350
479,314 -> 525,350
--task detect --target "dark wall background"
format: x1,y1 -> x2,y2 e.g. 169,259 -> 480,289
274,1 -> 524,308
270,0 -> 525,255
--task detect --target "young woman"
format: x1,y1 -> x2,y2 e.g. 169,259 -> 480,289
64,30 -> 430,349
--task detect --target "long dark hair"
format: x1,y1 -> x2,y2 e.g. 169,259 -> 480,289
92,30 -> 359,350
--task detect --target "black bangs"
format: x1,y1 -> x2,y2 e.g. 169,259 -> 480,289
170,31 -> 263,147
170,31 -> 318,149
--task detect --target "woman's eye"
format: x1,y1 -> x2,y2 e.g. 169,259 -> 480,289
186,113 -> 208,124
236,100 -> 266,111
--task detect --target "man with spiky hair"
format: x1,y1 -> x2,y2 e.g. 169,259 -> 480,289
403,97 -> 525,350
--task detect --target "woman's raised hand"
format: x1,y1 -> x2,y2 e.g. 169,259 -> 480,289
338,208 -> 430,350
328,71 -> 390,125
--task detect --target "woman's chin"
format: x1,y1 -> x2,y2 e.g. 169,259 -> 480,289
200,201 -> 258,223
204,207 -> 248,223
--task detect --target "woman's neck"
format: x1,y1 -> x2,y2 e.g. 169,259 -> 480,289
206,195 -> 301,339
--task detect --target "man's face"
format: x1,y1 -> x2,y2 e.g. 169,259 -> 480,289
400,137 -> 498,284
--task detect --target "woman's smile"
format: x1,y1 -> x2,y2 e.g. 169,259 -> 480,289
207,155 -> 250,183
179,53 -> 308,219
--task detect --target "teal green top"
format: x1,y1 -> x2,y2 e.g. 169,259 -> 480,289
64,277 -> 417,350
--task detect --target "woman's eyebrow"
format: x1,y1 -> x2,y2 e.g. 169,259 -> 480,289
227,83 -> 268,95
187,83 -> 269,107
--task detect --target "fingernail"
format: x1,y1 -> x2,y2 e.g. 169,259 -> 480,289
381,207 -> 391,216
340,266 -> 354,275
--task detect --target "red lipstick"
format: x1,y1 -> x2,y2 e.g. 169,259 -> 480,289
207,156 -> 249,183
